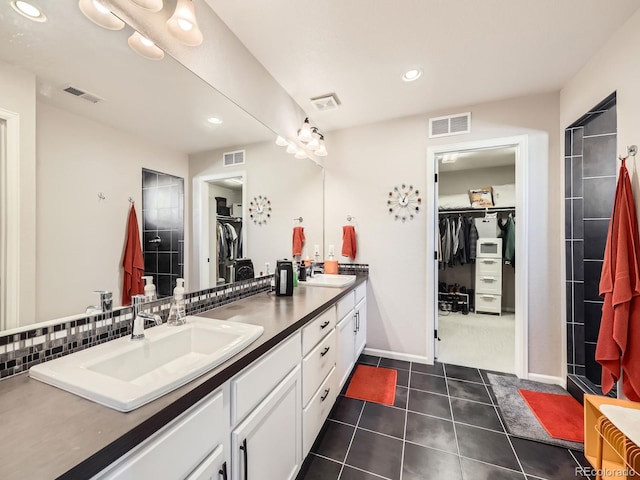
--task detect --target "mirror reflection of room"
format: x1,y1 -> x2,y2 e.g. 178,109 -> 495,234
437,147 -> 516,373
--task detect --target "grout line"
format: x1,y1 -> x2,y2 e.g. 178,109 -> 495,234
443,364 -> 464,477
399,362 -> 411,480
337,398 -> 366,480
582,132 -> 616,138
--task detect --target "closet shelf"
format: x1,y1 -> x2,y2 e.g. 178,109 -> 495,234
438,207 -> 515,215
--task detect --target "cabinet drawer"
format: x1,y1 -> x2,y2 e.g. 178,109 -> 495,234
231,332 -> 301,424
185,444 -> 225,480
302,307 -> 336,356
355,282 -> 366,303
475,293 -> 501,313
302,367 -> 338,457
302,329 -> 336,406
477,238 -> 502,258
99,389 -> 226,479
475,274 -> 502,294
476,258 -> 502,275
336,291 -> 355,321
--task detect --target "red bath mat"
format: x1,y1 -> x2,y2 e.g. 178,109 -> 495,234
345,365 -> 397,405
518,389 -> 584,443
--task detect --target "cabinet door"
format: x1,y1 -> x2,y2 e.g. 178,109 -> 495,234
354,298 -> 367,358
232,366 -> 302,480
336,312 -> 355,389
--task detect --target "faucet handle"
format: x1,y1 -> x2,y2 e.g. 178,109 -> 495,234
93,290 -> 113,312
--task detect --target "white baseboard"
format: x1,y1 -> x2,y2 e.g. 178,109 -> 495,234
527,373 -> 566,388
363,347 -> 432,365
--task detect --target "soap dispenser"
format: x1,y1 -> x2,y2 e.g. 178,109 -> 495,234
142,276 -> 156,301
167,278 -> 186,326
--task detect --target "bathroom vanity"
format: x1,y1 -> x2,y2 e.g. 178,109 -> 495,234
0,277 -> 367,480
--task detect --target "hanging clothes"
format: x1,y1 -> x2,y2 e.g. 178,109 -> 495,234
122,204 -> 145,305
596,158 -> 640,401
499,213 -> 516,266
468,218 -> 479,262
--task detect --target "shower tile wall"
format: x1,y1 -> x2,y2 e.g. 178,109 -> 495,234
565,95 -> 616,387
142,169 -> 184,297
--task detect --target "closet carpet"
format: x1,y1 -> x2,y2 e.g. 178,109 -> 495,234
437,312 -> 515,374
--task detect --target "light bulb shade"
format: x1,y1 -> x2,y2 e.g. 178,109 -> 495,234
297,118 -> 312,142
307,130 -> 320,149
128,31 -> 165,60
167,0 -> 203,46
129,0 -> 163,12
78,0 -> 124,30
294,149 -> 307,159
286,142 -> 297,154
315,138 -> 328,157
275,136 -> 288,146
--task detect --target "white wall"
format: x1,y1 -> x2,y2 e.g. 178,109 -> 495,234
561,9 -> 640,196
0,62 -> 36,326
325,91 -> 562,377
36,102 -> 189,322
439,165 -> 515,196
189,142 -> 324,287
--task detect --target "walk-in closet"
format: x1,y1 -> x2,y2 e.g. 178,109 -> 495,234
436,147 -> 517,373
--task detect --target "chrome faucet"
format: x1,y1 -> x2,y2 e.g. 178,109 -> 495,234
85,291 -> 113,315
309,261 -> 324,277
131,312 -> 162,340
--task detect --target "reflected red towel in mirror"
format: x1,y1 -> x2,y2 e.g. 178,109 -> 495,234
342,225 -> 357,260
292,226 -> 305,256
122,205 -> 145,306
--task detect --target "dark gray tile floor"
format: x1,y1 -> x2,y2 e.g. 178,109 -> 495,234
296,355 -> 592,480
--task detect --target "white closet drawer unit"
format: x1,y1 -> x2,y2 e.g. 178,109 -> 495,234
476,274 -> 502,295
231,332 -> 301,424
477,238 -> 502,258
337,291 -> 355,321
302,367 -> 338,457
302,307 -> 336,356
302,330 -> 336,405
475,293 -> 502,314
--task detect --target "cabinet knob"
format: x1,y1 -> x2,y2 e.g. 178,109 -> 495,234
321,346 -> 331,357
320,320 -> 330,329
321,388 -> 331,401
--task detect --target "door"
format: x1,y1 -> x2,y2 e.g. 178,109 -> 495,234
354,298 -> 367,358
231,366 -> 302,480
336,312 -> 355,389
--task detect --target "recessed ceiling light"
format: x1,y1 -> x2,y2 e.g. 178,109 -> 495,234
402,68 -> 422,82
207,117 -> 223,125
11,1 -> 46,22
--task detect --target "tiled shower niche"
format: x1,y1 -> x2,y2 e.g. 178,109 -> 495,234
565,93 -> 617,397
142,169 -> 185,297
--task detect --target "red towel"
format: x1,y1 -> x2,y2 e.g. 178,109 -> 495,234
596,158 -> 640,401
122,205 -> 145,306
342,225 -> 357,260
292,226 -> 305,256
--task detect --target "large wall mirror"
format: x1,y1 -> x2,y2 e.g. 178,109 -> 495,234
0,2 -> 324,331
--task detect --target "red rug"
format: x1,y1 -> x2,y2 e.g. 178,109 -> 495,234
345,365 -> 397,405
518,389 -> 584,443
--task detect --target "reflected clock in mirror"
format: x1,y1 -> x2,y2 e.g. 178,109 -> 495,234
0,1 -> 324,331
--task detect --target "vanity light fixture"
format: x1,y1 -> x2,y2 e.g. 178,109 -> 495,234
167,0 -> 203,46
129,0 -> 163,13
286,142 -> 298,154
128,31 -> 165,60
402,68 -> 422,82
11,0 -> 46,22
294,149 -> 308,160
275,135 -> 289,147
207,117 -> 223,125
307,128 -> 320,150
79,0 -> 125,30
297,118 -> 313,143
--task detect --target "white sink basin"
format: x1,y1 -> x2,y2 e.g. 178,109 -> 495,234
300,274 -> 357,288
29,316 -> 263,412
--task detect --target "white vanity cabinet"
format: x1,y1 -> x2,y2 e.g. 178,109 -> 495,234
230,332 -> 302,480
336,281 -> 368,389
94,385 -> 230,480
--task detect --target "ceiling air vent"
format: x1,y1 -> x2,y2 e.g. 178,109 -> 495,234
223,150 -> 245,167
310,93 -> 340,112
63,85 -> 104,104
429,112 -> 471,138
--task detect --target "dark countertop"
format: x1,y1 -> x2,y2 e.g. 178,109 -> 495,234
0,277 -> 366,480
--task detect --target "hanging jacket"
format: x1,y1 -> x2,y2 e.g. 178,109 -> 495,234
469,218 -> 479,261
499,214 -> 516,266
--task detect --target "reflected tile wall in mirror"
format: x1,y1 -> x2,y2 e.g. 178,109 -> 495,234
142,169 -> 185,297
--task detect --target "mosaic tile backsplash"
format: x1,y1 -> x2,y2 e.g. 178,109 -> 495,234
0,265 -> 368,380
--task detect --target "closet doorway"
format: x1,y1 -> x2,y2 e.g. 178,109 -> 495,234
426,136 -> 529,378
